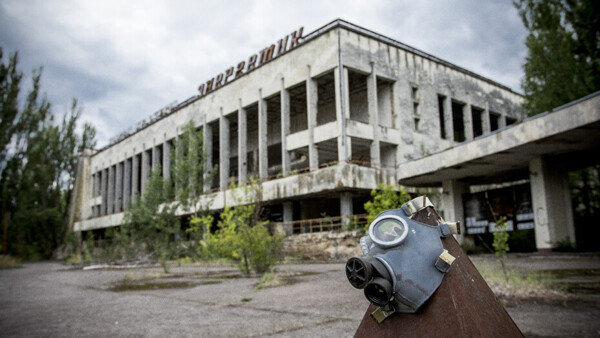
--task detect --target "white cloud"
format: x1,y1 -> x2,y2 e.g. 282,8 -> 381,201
0,0 -> 527,148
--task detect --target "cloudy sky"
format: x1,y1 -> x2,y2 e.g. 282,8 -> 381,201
0,0 -> 528,148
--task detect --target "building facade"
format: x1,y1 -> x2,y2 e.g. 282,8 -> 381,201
69,19 -> 524,237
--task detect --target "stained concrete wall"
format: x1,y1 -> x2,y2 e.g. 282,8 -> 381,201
72,21 -> 523,233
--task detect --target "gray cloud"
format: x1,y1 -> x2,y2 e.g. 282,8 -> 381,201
0,0 -> 527,148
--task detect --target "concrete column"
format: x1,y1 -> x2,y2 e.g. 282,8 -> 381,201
203,119 -> 213,192
141,149 -> 149,196
101,168 -> 108,216
238,102 -> 248,184
367,63 -> 380,165
174,134 -> 183,195
280,79 -> 291,174
123,158 -> 131,209
107,165 -> 115,214
258,90 -> 268,179
162,140 -> 171,180
115,161 -> 123,212
132,153 -> 139,204
334,66 -> 349,162
444,94 -> 454,142
283,201 -> 293,236
483,100 -> 491,134
442,179 -> 469,243
220,109 -> 230,190
529,157 -> 576,251
340,192 -> 353,229
343,68 -> 353,159
306,66 -> 319,171
499,114 -> 507,129
464,97 -> 474,141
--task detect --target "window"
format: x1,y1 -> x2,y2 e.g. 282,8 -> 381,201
452,101 -> 466,142
472,106 -> 484,137
490,112 -> 501,131
438,95 -> 447,139
412,86 -> 419,131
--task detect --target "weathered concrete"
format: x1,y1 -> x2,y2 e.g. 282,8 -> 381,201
441,179 -> 469,243
238,103 -> 247,184
72,20 -> 529,234
529,157 -> 576,250
306,67 -> 319,171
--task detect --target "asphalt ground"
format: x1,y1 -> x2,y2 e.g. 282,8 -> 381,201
1,253 -> 599,337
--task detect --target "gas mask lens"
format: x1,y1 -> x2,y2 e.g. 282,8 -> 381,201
369,216 -> 409,248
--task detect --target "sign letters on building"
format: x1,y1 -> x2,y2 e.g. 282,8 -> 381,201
198,27 -> 304,97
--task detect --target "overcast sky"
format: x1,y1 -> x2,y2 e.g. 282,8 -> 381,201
0,0 -> 528,148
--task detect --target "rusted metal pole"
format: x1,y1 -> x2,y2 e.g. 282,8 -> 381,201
354,206 -> 523,337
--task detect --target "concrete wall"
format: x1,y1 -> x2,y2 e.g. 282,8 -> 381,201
72,21 -> 523,233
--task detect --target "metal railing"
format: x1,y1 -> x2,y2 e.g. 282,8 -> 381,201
275,213 -> 369,234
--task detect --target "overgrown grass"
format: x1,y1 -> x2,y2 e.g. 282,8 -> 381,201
254,270 -> 290,291
477,263 -> 564,300
0,255 -> 22,269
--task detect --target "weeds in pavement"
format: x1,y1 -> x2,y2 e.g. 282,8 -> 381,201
0,255 -> 22,269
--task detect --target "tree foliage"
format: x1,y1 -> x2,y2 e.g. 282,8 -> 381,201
171,121 -> 214,215
364,184 -> 411,227
0,47 -> 96,259
191,178 -> 282,275
117,167 -> 179,272
515,0 -> 600,115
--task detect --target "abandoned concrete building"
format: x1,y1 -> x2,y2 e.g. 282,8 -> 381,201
70,19 -> 600,251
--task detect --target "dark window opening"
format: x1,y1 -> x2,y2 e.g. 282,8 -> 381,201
490,112 -> 500,131
472,106 -> 484,137
452,101 -> 466,142
438,95 -> 447,139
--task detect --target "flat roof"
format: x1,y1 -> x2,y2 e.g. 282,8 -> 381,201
397,91 -> 600,186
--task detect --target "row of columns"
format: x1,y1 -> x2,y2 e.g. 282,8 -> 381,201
92,141 -> 172,217
441,94 -> 507,143
202,64 -> 362,193
91,63 -> 384,220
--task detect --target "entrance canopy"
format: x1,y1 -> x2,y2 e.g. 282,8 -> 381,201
397,92 -> 600,186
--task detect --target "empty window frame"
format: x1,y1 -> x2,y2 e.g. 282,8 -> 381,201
438,95 -> 447,139
490,112 -> 501,131
412,86 -> 420,131
471,106 -> 484,137
452,101 -> 466,142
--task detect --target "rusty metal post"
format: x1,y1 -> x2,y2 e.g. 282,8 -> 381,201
354,205 -> 523,337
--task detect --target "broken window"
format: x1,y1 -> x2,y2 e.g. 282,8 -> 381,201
490,112 -> 501,131
348,70 -> 369,124
472,106 -> 484,137
452,101 -> 466,142
438,95 -> 447,139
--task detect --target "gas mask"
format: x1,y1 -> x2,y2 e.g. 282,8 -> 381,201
346,197 -> 458,323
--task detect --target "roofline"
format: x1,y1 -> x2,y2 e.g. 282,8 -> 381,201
96,18 -> 523,153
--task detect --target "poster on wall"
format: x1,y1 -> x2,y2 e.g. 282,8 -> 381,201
463,183 -> 534,234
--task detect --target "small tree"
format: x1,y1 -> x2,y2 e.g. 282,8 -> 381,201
120,166 -> 179,272
364,184 -> 411,227
192,177 -> 282,274
492,216 -> 510,281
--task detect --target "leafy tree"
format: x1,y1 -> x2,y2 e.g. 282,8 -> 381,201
192,178 -> 282,274
0,47 -> 96,259
364,184 -> 411,227
119,167 -> 179,272
172,121 -> 215,215
514,0 -> 600,115
492,217 -> 510,281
